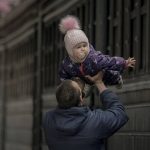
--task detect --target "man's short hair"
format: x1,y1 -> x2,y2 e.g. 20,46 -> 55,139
56,80 -> 81,109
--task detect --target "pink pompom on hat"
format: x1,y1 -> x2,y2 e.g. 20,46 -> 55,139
59,15 -> 89,58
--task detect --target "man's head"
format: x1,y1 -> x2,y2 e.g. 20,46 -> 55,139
56,80 -> 84,109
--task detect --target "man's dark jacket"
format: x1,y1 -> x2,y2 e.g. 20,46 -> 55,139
43,90 -> 128,150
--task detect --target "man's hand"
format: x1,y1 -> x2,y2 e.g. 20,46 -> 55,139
85,71 -> 103,85
126,57 -> 136,68
85,72 -> 107,93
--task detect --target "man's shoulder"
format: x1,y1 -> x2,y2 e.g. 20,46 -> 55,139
44,109 -> 55,119
46,108 -> 55,114
43,109 -> 55,127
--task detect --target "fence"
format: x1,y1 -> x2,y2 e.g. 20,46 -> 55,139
0,0 -> 150,150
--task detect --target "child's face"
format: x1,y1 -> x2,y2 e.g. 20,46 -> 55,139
72,42 -> 89,62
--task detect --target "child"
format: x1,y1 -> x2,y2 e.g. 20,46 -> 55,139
58,15 -> 136,88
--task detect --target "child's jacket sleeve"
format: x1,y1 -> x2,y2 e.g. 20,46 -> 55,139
59,60 -> 71,81
95,52 -> 127,73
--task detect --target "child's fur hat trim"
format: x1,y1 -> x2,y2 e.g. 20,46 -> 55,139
59,15 -> 81,34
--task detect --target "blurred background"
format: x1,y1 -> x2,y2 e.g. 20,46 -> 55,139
0,0 -> 150,150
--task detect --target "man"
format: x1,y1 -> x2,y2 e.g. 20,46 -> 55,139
43,72 -> 128,150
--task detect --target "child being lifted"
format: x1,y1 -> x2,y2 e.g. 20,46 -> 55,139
58,15 -> 136,88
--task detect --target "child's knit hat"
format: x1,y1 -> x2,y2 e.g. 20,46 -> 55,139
59,15 -> 89,58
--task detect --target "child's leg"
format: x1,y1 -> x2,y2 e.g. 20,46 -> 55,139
103,70 -> 122,86
115,75 -> 123,89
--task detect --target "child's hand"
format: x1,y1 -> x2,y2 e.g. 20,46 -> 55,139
126,57 -> 136,68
